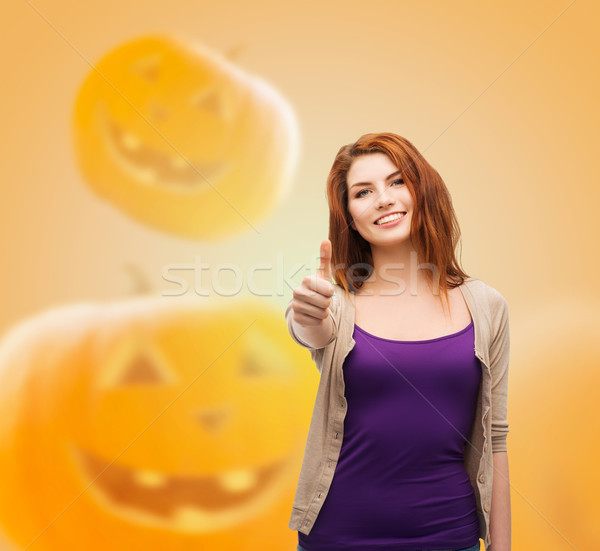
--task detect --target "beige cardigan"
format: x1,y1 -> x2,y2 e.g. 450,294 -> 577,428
285,276 -> 510,550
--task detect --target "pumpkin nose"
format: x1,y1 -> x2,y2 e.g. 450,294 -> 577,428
147,100 -> 170,122
195,405 -> 233,434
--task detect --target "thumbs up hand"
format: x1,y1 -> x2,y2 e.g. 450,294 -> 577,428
291,239 -> 335,330
316,238 -> 333,283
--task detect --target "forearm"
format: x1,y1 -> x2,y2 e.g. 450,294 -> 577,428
489,451 -> 511,551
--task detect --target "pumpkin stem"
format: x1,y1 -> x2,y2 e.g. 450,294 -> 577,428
224,43 -> 245,60
123,263 -> 154,295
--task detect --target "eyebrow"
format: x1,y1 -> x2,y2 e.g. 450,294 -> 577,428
349,170 -> 403,190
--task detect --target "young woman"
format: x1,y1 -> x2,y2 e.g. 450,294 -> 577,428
285,133 -> 511,551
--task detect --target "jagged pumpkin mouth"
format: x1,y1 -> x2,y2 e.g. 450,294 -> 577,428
96,102 -> 233,191
70,443 -> 291,532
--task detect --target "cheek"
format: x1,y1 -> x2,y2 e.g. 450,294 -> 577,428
349,210 -> 364,230
348,201 -> 365,221
402,190 -> 414,207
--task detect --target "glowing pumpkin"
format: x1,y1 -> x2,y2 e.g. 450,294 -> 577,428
510,300 -> 600,549
72,34 -> 299,240
0,296 -> 315,550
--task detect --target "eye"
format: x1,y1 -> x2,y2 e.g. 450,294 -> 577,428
354,179 -> 404,199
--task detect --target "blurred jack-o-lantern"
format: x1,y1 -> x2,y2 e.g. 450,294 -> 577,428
72,34 -> 299,240
0,296 -> 316,550
510,299 -> 600,550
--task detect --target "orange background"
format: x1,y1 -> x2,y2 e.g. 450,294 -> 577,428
1,1 -> 599,549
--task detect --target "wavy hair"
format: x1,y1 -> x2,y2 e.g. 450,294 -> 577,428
326,132 -> 470,314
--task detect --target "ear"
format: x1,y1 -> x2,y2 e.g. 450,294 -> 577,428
350,219 -> 357,231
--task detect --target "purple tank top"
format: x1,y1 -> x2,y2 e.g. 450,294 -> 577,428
298,318 -> 481,551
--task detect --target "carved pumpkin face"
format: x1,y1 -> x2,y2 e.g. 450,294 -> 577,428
72,35 -> 299,240
0,297 -> 315,549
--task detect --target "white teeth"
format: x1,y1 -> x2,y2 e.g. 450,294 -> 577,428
132,466 -> 257,492
219,469 -> 257,492
133,469 -> 167,487
375,212 -> 405,225
121,132 -> 141,150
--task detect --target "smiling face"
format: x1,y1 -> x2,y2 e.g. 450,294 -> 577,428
346,152 -> 415,249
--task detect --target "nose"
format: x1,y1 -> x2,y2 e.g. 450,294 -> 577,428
375,186 -> 395,208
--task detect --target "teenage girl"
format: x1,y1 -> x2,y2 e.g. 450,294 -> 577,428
287,133 -> 511,551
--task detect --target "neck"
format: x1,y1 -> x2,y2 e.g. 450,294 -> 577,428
358,241 -> 438,297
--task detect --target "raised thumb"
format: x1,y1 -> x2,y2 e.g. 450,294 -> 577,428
317,239 -> 333,282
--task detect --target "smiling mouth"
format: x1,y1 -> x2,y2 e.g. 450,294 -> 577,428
69,442 -> 293,532
374,212 -> 406,225
97,102 -> 232,191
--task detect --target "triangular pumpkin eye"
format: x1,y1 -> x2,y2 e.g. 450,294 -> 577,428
190,85 -> 235,123
99,336 -> 178,389
191,87 -> 222,114
130,53 -> 162,82
200,90 -> 220,113
120,351 -> 165,385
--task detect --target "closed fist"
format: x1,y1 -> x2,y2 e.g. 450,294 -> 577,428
291,239 -> 334,327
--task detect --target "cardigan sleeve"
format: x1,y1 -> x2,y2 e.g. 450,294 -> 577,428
284,290 -> 340,374
489,290 -> 511,452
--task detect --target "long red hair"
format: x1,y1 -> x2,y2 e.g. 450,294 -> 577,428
326,132 -> 470,314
